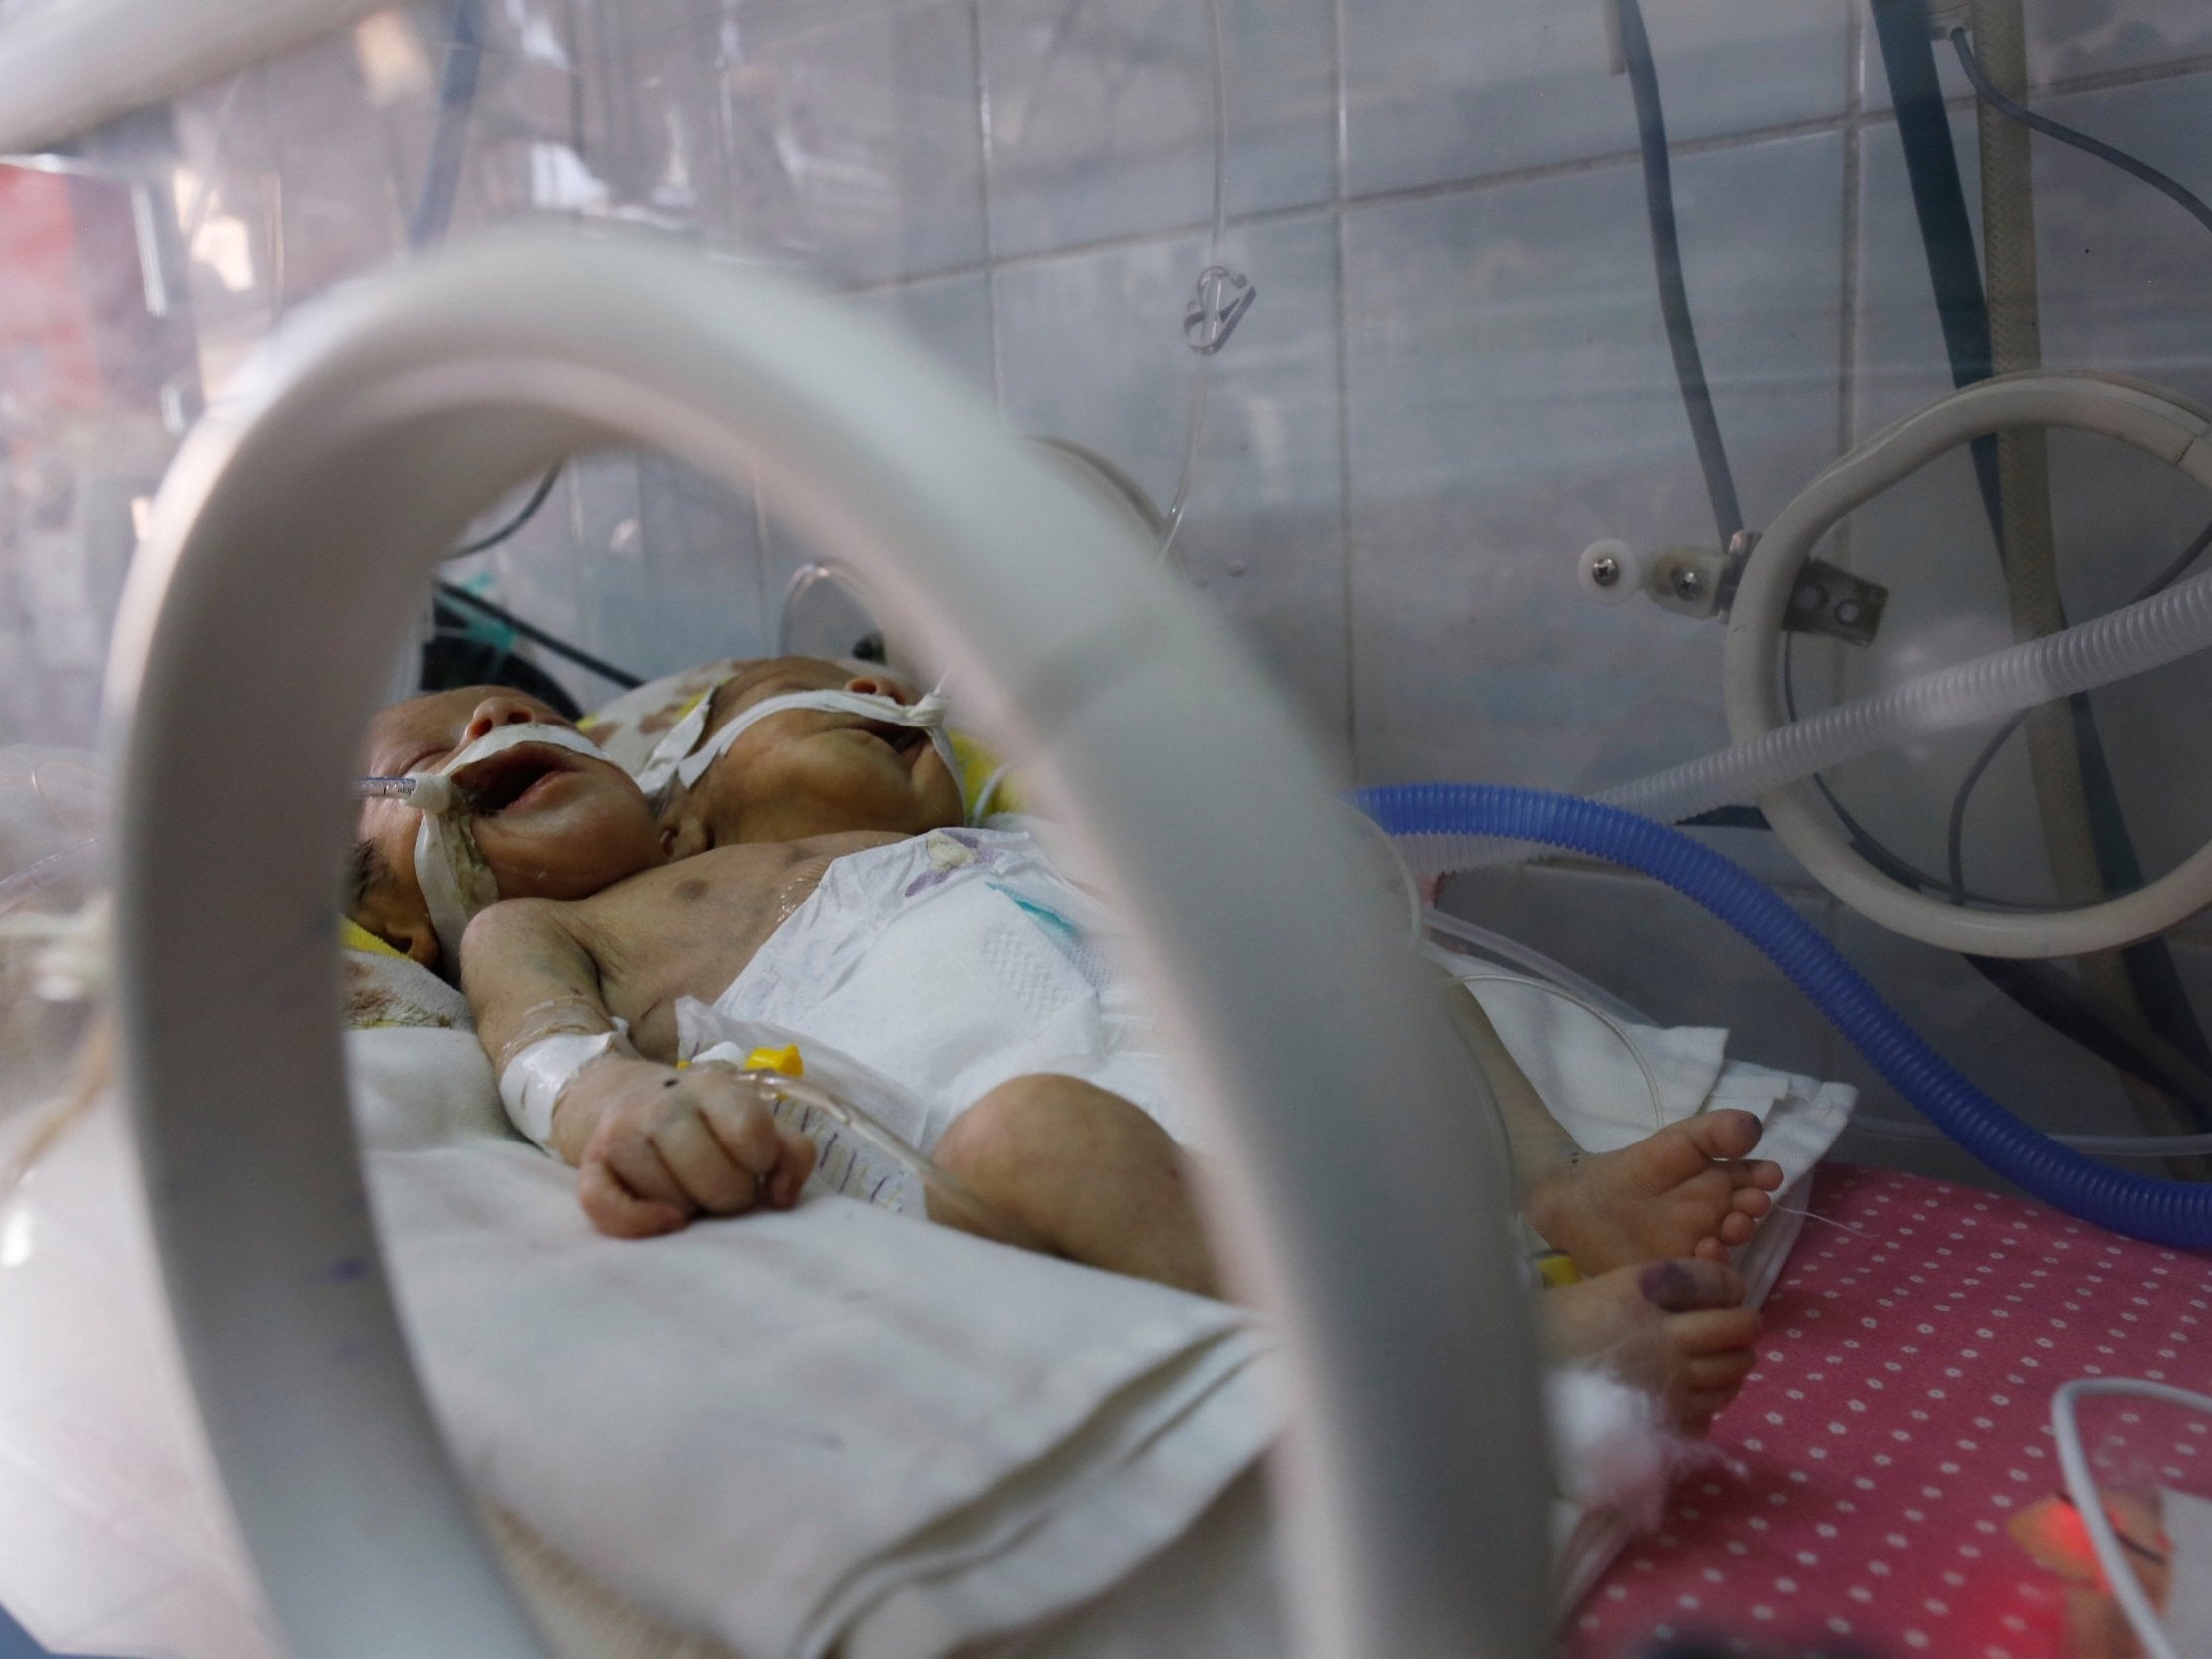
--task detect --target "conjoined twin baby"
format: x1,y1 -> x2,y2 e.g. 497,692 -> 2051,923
349,656 -> 1781,1433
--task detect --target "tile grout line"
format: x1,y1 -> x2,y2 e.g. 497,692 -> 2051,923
846,46 -> 2212,297
969,0 -> 1006,411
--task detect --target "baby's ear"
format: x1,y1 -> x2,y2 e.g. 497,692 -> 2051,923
349,888 -> 441,973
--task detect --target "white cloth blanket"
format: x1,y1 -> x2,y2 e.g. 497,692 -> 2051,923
344,925 -> 1858,1655
352,1027 -> 1281,1659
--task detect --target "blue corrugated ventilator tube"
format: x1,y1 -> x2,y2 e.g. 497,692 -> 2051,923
1355,782 -> 2212,1250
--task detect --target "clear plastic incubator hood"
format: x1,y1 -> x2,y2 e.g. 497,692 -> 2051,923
1,2 -> 2209,1658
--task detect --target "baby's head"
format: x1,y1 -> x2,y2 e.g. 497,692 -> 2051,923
654,656 -> 965,855
350,686 -> 666,968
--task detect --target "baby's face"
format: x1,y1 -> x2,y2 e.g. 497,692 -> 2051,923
666,657 -> 965,850
354,687 -> 665,962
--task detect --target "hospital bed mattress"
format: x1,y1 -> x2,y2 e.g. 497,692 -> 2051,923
1560,1164 -> 2211,1659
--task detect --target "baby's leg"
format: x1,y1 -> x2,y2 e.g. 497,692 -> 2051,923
931,1074 -> 1219,1298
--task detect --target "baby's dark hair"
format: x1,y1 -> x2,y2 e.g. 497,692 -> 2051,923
348,839 -> 393,913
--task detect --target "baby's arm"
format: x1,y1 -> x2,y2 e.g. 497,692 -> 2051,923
460,899 -> 815,1237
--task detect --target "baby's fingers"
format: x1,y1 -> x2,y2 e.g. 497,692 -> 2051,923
696,1087 -> 785,1174
579,1155 -> 691,1238
648,1111 -> 762,1215
762,1126 -> 818,1209
691,1085 -> 817,1210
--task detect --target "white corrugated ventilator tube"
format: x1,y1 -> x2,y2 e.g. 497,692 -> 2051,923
1416,373 -> 2212,960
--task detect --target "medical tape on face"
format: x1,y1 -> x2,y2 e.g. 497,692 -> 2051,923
635,684 -> 956,797
499,1029 -> 622,1150
406,722 -> 610,968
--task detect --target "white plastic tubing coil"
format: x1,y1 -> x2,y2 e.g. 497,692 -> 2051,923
1724,373 -> 2212,958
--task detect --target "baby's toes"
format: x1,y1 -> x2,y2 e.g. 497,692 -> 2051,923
1730,1184 -> 1775,1220
1638,1257 -> 1745,1312
1683,1107 -> 1765,1164
1718,1210 -> 1758,1247
1692,1235 -> 1731,1263
1686,1354 -> 1757,1408
1676,1166 -> 1736,1218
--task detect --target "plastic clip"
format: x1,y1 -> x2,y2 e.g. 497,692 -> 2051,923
1184,265 -> 1256,355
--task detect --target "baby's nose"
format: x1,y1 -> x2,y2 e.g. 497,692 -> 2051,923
463,694 -> 545,744
845,675 -> 910,705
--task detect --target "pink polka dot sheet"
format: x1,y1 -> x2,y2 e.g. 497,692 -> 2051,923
1561,1164 -> 2211,1659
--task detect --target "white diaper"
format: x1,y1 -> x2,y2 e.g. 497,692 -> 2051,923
707,827 -> 1188,1149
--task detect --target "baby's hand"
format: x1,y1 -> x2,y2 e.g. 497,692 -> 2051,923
567,1057 -> 817,1238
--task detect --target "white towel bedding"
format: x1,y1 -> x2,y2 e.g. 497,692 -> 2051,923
354,1027 -> 1281,1659
344,933 -> 1856,1656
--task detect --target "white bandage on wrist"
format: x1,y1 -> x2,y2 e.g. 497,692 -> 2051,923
499,1030 -> 619,1150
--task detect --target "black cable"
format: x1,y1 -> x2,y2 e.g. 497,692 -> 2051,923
1966,955 -> 2212,1129
422,609 -> 587,721
1677,805 -> 1770,831
450,465 -> 564,558
1781,636 -> 2041,907
1950,31 -> 2212,239
1945,710 -> 2028,903
409,0 -> 486,249
1870,0 -> 2212,1082
1613,0 -> 1743,546
435,582 -> 644,688
1866,0 -> 2006,543
400,4 -> 574,654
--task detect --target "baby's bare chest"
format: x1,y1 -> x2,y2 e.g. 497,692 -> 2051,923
590,839 -> 886,1059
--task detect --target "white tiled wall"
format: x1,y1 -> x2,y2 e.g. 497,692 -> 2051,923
1342,0 -> 1854,195
979,0 -> 1339,256
1343,128 -> 1848,789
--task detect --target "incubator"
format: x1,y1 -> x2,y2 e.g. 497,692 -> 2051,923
1,1 -> 2210,1656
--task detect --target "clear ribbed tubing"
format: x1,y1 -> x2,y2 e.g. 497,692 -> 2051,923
1601,556 -> 2212,828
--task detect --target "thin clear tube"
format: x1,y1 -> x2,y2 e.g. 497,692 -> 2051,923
1441,969 -> 1667,1136
1421,908 -> 1652,1028
745,1070 -> 1048,1253
1155,0 -> 1231,564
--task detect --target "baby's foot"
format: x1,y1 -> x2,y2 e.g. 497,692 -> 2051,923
1525,1108 -> 1783,1277
1544,1257 -> 1761,1435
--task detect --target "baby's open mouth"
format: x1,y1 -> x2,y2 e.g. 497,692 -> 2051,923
451,745 -> 579,815
852,720 -> 929,760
